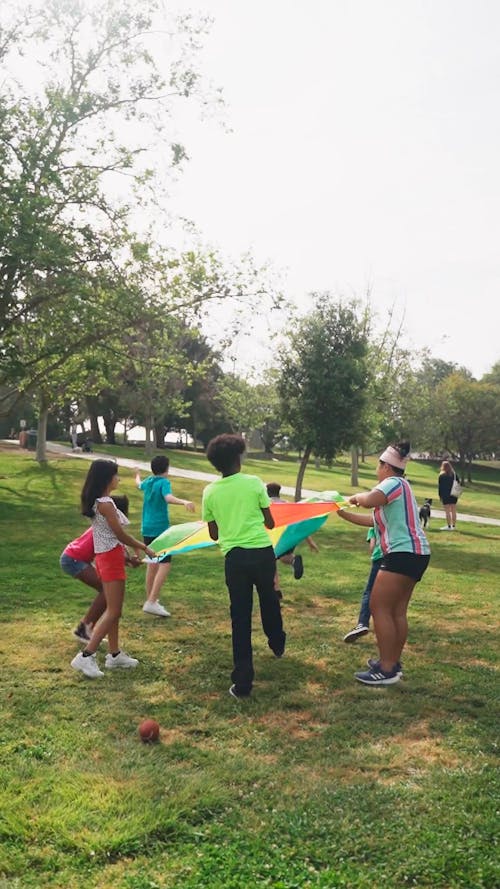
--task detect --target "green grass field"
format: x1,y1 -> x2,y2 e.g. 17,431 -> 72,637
0,446 -> 499,889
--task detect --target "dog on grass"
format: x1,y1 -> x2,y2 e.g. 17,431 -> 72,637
419,498 -> 432,528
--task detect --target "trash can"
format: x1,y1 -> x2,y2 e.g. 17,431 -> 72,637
27,429 -> 38,451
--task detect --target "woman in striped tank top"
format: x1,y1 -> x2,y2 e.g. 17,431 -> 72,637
347,441 -> 430,686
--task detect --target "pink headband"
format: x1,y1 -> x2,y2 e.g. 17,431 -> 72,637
379,446 -> 409,470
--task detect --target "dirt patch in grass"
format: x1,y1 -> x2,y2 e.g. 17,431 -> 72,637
255,709 -> 329,740
425,608 -> 497,633
359,719 -> 462,782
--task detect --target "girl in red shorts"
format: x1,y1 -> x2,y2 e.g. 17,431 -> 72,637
71,460 -> 155,679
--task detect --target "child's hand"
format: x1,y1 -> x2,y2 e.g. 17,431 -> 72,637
184,500 -> 195,513
129,554 -> 143,568
144,546 -> 156,559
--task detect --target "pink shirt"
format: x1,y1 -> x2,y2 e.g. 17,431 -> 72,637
64,527 -> 94,563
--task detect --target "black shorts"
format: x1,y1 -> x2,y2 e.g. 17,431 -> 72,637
143,536 -> 171,563
379,552 -> 430,582
441,497 -> 458,506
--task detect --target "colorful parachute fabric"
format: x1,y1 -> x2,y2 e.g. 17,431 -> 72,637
148,491 -> 350,561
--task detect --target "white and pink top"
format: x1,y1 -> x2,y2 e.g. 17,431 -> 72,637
92,496 -> 129,553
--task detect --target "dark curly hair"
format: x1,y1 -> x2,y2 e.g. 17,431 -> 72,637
206,434 -> 246,474
266,482 -> 281,498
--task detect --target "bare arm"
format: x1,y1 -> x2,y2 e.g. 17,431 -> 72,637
337,507 -> 375,528
134,469 -> 141,487
166,494 -> 195,512
208,520 -> 219,541
262,506 -> 275,529
348,489 -> 387,509
97,502 -> 155,557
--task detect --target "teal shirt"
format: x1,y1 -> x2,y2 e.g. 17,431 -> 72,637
139,476 -> 172,537
374,476 -> 430,555
202,473 -> 271,555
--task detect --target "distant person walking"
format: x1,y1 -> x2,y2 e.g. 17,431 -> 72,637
438,460 -> 459,530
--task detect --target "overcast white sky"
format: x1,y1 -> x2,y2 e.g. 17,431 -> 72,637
166,0 -> 500,378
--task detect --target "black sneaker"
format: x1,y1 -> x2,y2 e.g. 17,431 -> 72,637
355,665 -> 401,686
229,684 -> 251,699
343,623 -> 369,643
269,632 -> 286,658
72,623 -> 92,644
367,657 -> 403,677
293,555 -> 304,580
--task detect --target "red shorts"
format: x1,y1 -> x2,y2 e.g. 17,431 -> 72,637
95,545 -> 126,582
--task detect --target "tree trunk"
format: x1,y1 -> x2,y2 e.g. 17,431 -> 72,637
295,443 -> 312,501
351,445 -> 359,486
36,398 -> 49,463
466,456 -> 473,484
192,411 -> 198,450
144,412 -> 154,458
85,397 -> 103,444
102,411 -> 116,445
154,422 -> 165,448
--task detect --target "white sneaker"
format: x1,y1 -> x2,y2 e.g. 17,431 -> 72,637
71,651 -> 104,678
440,525 -> 452,530
142,601 -> 171,617
105,651 -> 139,669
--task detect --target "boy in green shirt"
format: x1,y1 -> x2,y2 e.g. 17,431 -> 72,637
202,434 -> 286,699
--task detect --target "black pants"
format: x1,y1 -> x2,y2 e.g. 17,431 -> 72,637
224,546 -> 286,694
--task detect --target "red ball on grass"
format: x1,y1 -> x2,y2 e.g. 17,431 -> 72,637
138,719 -> 160,743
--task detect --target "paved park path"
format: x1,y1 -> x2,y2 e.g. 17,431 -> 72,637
35,441 -> 500,528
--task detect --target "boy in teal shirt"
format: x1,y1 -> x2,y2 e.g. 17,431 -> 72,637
202,434 -> 286,698
135,455 -> 194,617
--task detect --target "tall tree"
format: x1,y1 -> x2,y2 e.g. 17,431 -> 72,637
277,295 -> 370,499
0,0 -> 217,404
434,374 -> 500,481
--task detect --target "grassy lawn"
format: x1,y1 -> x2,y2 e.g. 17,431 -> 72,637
0,447 -> 499,888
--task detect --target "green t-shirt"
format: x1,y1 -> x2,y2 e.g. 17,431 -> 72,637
366,525 -> 382,561
201,473 -> 271,555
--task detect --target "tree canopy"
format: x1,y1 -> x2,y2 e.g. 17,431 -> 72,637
277,294 -> 370,498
